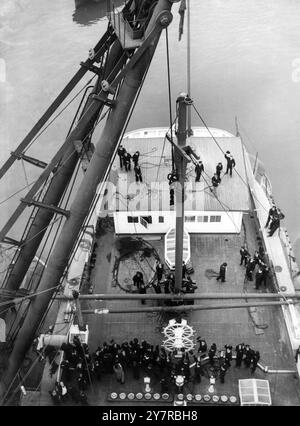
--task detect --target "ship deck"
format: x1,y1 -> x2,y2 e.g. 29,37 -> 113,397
54,211 -> 299,406
20,210 -> 300,406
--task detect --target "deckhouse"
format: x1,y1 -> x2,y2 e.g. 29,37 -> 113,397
97,127 -> 250,236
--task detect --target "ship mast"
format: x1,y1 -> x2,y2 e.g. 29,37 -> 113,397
174,93 -> 190,291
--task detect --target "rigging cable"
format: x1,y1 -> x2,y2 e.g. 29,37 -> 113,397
165,27 -> 174,167
24,75 -> 97,153
191,103 -> 269,215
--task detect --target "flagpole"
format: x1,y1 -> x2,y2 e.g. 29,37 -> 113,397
187,0 -> 193,136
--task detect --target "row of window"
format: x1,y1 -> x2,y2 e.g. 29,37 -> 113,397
127,215 -> 221,224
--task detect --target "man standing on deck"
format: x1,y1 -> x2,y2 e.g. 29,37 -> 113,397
117,145 -> 126,169
251,351 -> 260,374
268,209 -> 284,237
208,343 -> 217,365
134,164 -> 143,182
245,257 -> 256,281
219,363 -> 228,384
195,160 -> 204,182
139,281 -> 147,304
265,205 -> 278,229
216,262 -> 227,282
156,262 -> 164,282
240,246 -> 250,266
224,151 -> 236,176
211,173 -> 220,194
235,343 -> 245,368
132,150 -> 140,167
254,268 -> 264,290
123,151 -> 132,171
216,162 -> 223,180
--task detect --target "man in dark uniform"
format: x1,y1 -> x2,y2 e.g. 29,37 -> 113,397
268,209 -> 284,237
123,151 -> 131,171
208,343 -> 217,366
196,337 -> 207,355
211,173 -> 220,193
216,262 -> 227,282
240,246 -> 250,266
134,164 -> 142,182
245,257 -> 256,281
244,345 -> 252,368
224,345 -> 233,367
117,145 -> 126,169
216,162 -> 223,180
261,266 -> 269,288
195,160 -> 204,182
224,151 -> 236,176
182,261 -> 187,278
219,363 -> 228,384
255,268 -> 264,290
265,205 -> 278,229
251,351 -> 260,374
193,356 -> 203,383
152,281 -> 162,294
132,271 -> 143,288
182,276 -> 197,304
235,343 -> 245,367
132,151 -> 140,167
156,262 -> 164,281
139,281 -> 147,304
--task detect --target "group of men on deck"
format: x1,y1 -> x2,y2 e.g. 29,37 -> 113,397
203,340 -> 261,383
194,150 -> 236,193
240,245 -> 270,290
132,262 -> 197,305
117,145 -> 143,182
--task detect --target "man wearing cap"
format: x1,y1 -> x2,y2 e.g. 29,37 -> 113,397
216,162 -> 223,180
225,152 -> 236,176
117,145 -> 126,169
240,246 -> 250,266
195,160 -> 204,182
216,262 -> 227,282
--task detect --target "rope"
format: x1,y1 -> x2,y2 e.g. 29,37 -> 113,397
192,103 -> 269,215
165,27 -> 174,167
24,75 -> 97,153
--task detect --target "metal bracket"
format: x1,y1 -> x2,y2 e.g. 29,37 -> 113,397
11,152 -> 47,169
2,236 -> 21,246
80,62 -> 103,76
20,199 -> 70,218
165,134 -> 191,163
92,94 -> 116,108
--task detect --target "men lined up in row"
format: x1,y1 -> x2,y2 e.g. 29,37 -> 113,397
117,145 -> 143,182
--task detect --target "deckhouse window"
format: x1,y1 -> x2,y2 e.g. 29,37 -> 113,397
141,216 -> 152,224
210,215 -> 221,223
158,216 -> 164,223
185,216 -> 195,222
197,216 -> 208,222
127,216 -> 138,223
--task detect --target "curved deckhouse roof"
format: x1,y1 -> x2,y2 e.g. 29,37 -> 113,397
102,128 -> 250,213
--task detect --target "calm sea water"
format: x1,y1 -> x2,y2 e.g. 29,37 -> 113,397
0,0 -> 300,260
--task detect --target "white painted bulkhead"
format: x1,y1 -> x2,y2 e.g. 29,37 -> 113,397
113,210 -> 242,234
